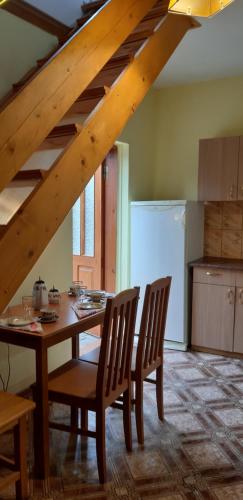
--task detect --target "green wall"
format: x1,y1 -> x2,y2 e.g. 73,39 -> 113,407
0,9 -> 56,98
153,75 -> 243,200
120,90 -> 157,201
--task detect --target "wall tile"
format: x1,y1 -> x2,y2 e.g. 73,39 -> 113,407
204,228 -> 222,257
221,230 -> 242,259
205,202 -> 222,229
222,202 -> 243,230
204,202 -> 243,259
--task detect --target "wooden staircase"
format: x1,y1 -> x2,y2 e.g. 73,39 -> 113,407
0,0 -> 199,312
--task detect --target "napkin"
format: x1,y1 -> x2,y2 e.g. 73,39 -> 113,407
0,318 -> 43,333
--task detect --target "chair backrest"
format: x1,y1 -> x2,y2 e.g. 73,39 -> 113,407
136,277 -> 171,373
96,288 -> 139,400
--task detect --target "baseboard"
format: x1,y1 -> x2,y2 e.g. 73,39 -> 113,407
164,340 -> 188,352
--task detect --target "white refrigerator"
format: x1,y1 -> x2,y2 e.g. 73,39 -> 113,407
130,201 -> 204,350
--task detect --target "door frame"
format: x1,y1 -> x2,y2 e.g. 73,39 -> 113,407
115,141 -> 130,292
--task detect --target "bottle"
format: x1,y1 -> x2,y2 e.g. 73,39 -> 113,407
32,277 -> 48,310
48,285 -> 61,305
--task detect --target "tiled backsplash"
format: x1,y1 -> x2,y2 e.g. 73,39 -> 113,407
204,202 -> 243,259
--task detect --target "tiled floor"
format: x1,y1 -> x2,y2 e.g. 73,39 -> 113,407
2,347 -> 243,499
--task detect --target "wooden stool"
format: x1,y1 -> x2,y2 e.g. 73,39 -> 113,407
0,391 -> 35,499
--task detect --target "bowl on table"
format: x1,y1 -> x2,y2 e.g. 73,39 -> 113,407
85,290 -> 106,302
39,308 -> 58,323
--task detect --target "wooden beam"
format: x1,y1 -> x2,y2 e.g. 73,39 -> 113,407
1,0 -> 70,39
0,12 -> 199,312
0,0 -> 160,193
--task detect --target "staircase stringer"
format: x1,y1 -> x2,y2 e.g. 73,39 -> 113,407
0,13 -> 199,313
0,0 -> 160,193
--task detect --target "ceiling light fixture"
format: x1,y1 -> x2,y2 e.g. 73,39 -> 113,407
168,0 -> 235,17
0,0 -> 8,5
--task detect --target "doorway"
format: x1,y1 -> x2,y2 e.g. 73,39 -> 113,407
72,146 -> 119,293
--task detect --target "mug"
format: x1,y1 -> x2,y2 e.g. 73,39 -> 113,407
40,308 -> 56,320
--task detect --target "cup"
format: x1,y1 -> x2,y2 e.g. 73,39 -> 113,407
69,281 -> 86,297
22,296 -> 33,320
39,308 -> 56,321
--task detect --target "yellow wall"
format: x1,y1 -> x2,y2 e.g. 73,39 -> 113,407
153,75 -> 243,200
0,9 -> 56,98
0,214 -> 72,393
120,90 -> 157,200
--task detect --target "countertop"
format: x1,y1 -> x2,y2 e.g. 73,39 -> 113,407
189,257 -> 243,272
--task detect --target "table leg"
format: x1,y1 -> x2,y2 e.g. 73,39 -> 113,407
72,335 -> 79,359
71,335 -> 79,429
33,347 -> 49,479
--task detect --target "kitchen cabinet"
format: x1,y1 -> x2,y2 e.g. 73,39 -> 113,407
198,136 -> 243,201
191,266 -> 243,355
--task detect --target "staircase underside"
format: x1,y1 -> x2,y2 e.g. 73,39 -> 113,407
0,0 -> 199,311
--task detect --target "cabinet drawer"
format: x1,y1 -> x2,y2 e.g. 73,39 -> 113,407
236,272 -> 243,287
193,267 -> 235,286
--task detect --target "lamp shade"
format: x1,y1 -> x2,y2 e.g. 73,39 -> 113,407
169,0 -> 234,17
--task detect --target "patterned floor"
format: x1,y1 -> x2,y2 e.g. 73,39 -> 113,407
2,348 -> 243,499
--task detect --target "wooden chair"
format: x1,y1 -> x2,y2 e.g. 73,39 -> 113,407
46,288 -> 139,483
81,277 -> 171,445
0,391 -> 35,499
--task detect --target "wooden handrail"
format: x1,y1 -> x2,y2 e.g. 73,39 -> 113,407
0,0 -> 159,193
0,12 -> 199,312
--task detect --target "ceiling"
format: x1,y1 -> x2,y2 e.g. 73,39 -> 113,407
154,0 -> 243,87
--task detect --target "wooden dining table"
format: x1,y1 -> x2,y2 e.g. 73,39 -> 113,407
0,293 -> 105,480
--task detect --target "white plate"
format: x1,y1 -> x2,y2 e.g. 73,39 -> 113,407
7,317 -> 33,327
78,302 -> 104,310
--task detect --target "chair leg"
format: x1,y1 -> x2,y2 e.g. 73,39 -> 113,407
96,410 -> 106,483
131,381 -> 135,408
71,407 -> 79,431
14,416 -> 28,500
123,385 -> 132,451
81,409 -> 88,431
135,380 -> 144,445
156,365 -> 163,420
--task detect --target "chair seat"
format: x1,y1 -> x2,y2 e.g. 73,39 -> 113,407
0,391 -> 35,433
48,359 -> 98,400
80,344 -> 138,372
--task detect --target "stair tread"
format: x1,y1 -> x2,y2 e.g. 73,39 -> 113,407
13,169 -> 45,181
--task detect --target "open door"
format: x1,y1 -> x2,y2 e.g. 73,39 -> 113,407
72,146 -> 118,293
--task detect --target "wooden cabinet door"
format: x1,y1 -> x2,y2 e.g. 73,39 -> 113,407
233,287 -> 243,353
191,282 -> 234,351
198,137 -> 239,201
237,136 -> 243,200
